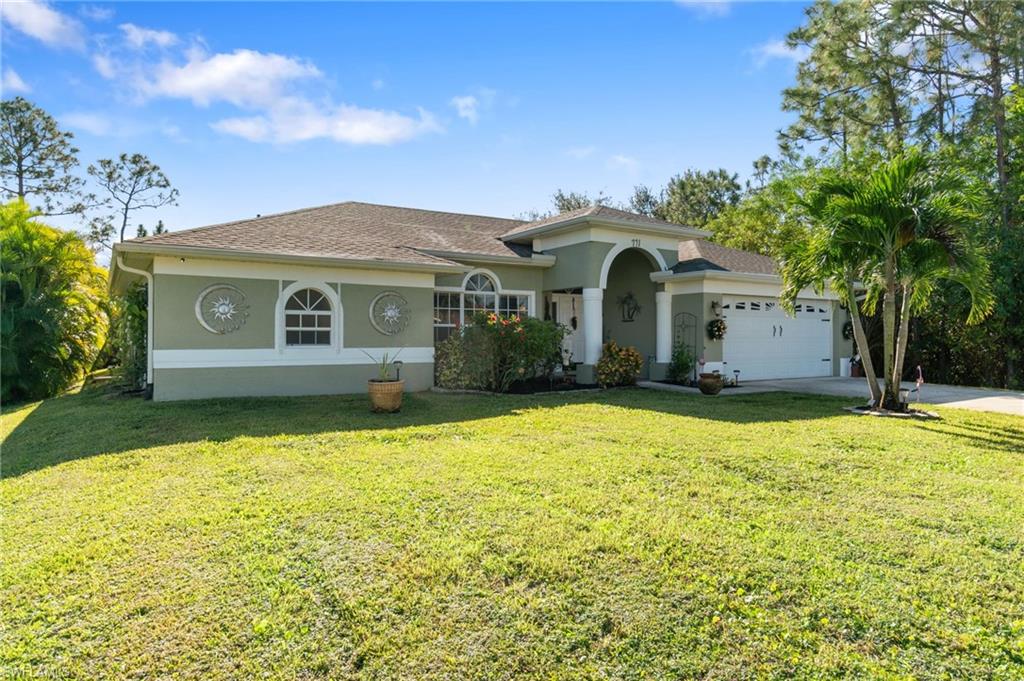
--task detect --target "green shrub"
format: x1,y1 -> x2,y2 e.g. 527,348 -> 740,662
1,201 -> 109,402
435,312 -> 565,392
109,282 -> 148,389
595,340 -> 643,388
666,343 -> 694,383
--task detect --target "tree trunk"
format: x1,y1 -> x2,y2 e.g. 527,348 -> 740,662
882,258 -> 898,408
892,285 -> 913,400
846,276 -> 882,407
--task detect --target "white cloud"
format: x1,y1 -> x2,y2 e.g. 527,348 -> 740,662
94,41 -> 439,146
80,5 -> 114,22
135,48 -> 322,107
62,111 -> 113,136
2,67 -> 31,94
120,23 -> 178,49
450,87 -> 498,125
750,39 -> 810,68
565,146 -> 596,159
607,154 -> 639,173
0,0 -> 85,50
675,0 -> 731,19
212,97 -> 441,145
450,94 -> 480,124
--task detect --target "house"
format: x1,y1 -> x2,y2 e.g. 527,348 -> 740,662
110,201 -> 852,401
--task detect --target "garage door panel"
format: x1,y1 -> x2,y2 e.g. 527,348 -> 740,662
722,296 -> 831,380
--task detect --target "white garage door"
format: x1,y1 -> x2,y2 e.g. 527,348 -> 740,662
721,296 -> 832,380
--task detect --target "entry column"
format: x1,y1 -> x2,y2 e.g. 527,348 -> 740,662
581,287 -> 604,365
655,291 -> 672,363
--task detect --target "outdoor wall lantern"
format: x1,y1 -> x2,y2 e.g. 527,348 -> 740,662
711,300 -> 722,317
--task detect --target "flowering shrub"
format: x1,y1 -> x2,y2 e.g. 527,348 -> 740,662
435,312 -> 565,392
595,340 -> 643,388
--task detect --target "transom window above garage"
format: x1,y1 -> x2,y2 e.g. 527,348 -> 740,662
284,288 -> 332,345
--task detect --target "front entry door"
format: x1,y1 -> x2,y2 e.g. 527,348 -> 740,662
551,293 -> 584,365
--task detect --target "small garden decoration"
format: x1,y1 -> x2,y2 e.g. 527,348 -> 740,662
698,372 -> 724,395
707,318 -> 727,340
596,340 -> 643,387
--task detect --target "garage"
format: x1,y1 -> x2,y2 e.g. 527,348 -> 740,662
721,295 -> 833,381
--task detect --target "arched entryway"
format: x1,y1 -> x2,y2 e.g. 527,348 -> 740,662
602,248 -> 660,377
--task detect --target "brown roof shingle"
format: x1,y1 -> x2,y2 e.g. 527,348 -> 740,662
674,239 -> 777,275
128,201 -> 532,266
501,204 -> 696,238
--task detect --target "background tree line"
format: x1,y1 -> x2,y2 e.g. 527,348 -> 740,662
1,96 -> 178,401
539,1 -> 1023,389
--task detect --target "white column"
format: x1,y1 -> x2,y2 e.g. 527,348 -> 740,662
582,287 -> 604,365
655,291 -> 672,363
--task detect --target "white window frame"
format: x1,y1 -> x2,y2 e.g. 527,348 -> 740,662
433,268 -> 536,335
275,280 -> 343,356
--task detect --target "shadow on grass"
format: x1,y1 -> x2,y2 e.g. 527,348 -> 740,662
0,384 -> 950,479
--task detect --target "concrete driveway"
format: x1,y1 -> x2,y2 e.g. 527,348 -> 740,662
746,377 -> 1023,416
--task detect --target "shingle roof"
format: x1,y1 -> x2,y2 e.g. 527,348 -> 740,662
128,201 -> 532,267
673,239 -> 777,275
501,204 -> 696,238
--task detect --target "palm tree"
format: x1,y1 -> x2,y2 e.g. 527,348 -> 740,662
781,151 -> 993,409
1,200 -> 108,401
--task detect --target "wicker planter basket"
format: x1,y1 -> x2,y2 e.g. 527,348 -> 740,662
368,379 -> 404,412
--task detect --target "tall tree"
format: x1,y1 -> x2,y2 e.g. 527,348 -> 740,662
658,169 -> 741,227
551,189 -> 612,214
0,97 -> 89,216
782,152 -> 993,408
628,185 -> 661,217
87,153 -> 178,248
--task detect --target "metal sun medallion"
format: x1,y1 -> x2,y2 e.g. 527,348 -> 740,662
369,291 -> 410,335
195,284 -> 250,334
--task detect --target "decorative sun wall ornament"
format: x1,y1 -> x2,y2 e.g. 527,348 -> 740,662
195,284 -> 249,334
369,290 -> 410,335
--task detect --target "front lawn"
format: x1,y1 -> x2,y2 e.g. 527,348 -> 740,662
2,388 -> 1022,678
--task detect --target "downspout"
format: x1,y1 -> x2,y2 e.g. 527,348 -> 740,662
115,255 -> 154,393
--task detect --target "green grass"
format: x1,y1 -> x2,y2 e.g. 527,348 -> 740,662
2,387 -> 1023,679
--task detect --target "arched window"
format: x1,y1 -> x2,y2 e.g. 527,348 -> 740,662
432,270 -> 533,344
463,273 -> 496,317
284,288 -> 332,346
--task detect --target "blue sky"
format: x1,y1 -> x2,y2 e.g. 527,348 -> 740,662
1,1 -> 810,234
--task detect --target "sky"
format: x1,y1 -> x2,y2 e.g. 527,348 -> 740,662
1,1 -> 811,235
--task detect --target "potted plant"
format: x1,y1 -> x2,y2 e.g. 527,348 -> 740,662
697,366 -> 723,395
362,349 -> 404,412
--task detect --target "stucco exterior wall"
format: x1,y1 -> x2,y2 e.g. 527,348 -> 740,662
832,301 -> 853,375
153,274 -> 432,350
153,363 -> 434,401
542,242 -> 613,291
602,249 -> 658,376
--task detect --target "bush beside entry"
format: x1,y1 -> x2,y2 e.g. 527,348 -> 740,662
435,312 -> 565,392
666,343 -> 695,383
596,341 -> 643,388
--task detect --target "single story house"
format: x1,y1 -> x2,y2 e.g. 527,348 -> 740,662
110,201 -> 852,401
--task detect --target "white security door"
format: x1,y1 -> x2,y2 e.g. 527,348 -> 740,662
551,294 -> 585,365
721,296 -> 832,380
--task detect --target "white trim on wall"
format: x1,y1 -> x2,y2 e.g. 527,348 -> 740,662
598,241 -> 669,289
154,347 -> 434,369
153,255 -> 437,288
